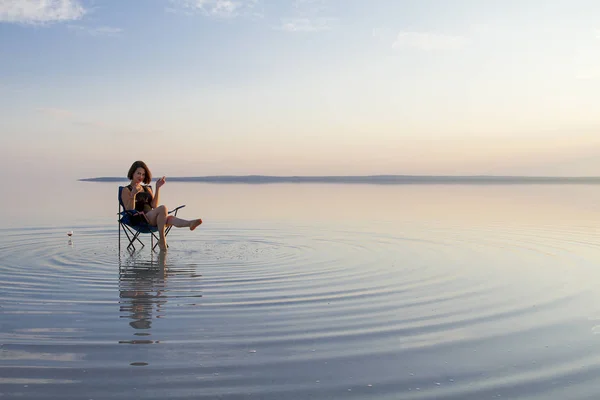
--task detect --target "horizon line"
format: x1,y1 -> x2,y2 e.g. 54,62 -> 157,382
78,175 -> 600,185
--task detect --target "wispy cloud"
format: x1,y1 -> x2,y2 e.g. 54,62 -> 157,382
278,17 -> 334,32
37,107 -> 163,137
73,120 -> 164,137
392,31 -> 468,51
168,0 -> 260,19
68,25 -> 123,37
0,0 -> 86,24
293,0 -> 326,13
372,27 -> 394,42
574,31 -> 600,79
37,107 -> 76,120
575,68 -> 600,80
276,0 -> 337,33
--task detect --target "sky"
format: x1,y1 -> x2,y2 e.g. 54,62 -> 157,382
1,0 -> 599,179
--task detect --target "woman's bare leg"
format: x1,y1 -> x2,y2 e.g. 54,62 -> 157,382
146,206 -> 203,250
156,208 -> 168,251
145,205 -> 169,251
167,216 -> 203,230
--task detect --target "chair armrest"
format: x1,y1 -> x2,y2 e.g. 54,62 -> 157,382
118,210 -> 142,216
168,205 -> 186,214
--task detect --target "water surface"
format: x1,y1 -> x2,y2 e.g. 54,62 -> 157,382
2,182 -> 600,399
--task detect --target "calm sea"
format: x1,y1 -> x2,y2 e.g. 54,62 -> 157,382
2,181 -> 600,399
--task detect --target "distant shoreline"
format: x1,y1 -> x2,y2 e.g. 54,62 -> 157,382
78,175 -> 600,184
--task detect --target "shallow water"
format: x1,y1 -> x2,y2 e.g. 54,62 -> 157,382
2,183 -> 600,399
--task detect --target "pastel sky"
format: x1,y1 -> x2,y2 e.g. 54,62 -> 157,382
1,0 -> 599,179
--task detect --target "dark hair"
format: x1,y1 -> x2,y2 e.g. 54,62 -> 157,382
127,160 -> 152,184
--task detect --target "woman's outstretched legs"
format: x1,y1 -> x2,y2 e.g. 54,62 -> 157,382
145,205 -> 203,251
167,216 -> 202,230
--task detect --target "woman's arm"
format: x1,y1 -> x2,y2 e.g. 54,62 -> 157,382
121,187 -> 138,211
151,176 -> 166,209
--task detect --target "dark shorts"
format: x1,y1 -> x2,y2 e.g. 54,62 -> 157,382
128,211 -> 149,226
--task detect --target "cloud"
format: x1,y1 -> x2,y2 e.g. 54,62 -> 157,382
73,120 -> 163,137
595,29 -> 600,40
277,0 -> 336,33
277,17 -> 334,32
0,0 -> 86,24
293,0 -> 326,13
392,31 -> 467,51
575,68 -> 600,80
36,107 -> 163,137
168,0 -> 260,18
372,27 -> 393,41
37,107 -> 75,119
68,25 -> 123,37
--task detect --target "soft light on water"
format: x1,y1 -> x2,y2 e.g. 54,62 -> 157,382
2,182 -> 600,399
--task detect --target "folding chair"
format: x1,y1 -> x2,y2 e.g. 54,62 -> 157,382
118,186 -> 185,252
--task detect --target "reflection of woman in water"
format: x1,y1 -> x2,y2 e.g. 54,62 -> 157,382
120,160 -> 202,251
119,251 -> 168,334
119,251 -> 202,344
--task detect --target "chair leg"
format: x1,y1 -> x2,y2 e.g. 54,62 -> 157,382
126,230 -> 136,251
130,228 -> 145,247
121,225 -> 133,243
119,220 -> 167,252
122,225 -> 145,251
131,231 -> 144,248
120,224 -> 135,251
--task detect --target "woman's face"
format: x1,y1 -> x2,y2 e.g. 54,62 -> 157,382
133,167 -> 146,184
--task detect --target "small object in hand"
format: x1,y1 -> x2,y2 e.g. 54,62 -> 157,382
67,231 -> 73,237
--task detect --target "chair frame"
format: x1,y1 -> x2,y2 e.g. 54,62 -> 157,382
118,185 -> 185,252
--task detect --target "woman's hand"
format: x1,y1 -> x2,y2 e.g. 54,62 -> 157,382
156,176 -> 166,189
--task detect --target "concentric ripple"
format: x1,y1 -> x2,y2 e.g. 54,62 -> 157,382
2,219 -> 600,399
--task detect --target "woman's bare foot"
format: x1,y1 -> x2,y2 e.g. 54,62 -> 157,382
190,219 -> 203,231
159,241 -> 168,252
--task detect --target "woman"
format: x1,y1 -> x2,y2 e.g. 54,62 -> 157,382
121,160 -> 202,251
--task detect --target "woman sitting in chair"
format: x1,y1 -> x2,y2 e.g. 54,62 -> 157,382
121,160 -> 202,251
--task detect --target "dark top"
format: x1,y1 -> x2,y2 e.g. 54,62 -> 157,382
127,184 -> 153,213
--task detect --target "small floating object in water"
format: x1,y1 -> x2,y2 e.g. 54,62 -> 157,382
67,231 -> 73,237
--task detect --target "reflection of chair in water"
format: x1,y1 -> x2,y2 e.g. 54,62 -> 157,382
118,251 -> 168,333
118,251 -> 203,344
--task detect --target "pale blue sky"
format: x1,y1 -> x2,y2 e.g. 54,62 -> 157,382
1,0 -> 599,179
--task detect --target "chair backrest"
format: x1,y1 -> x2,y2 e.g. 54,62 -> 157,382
118,186 -> 137,227
118,186 -> 126,212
